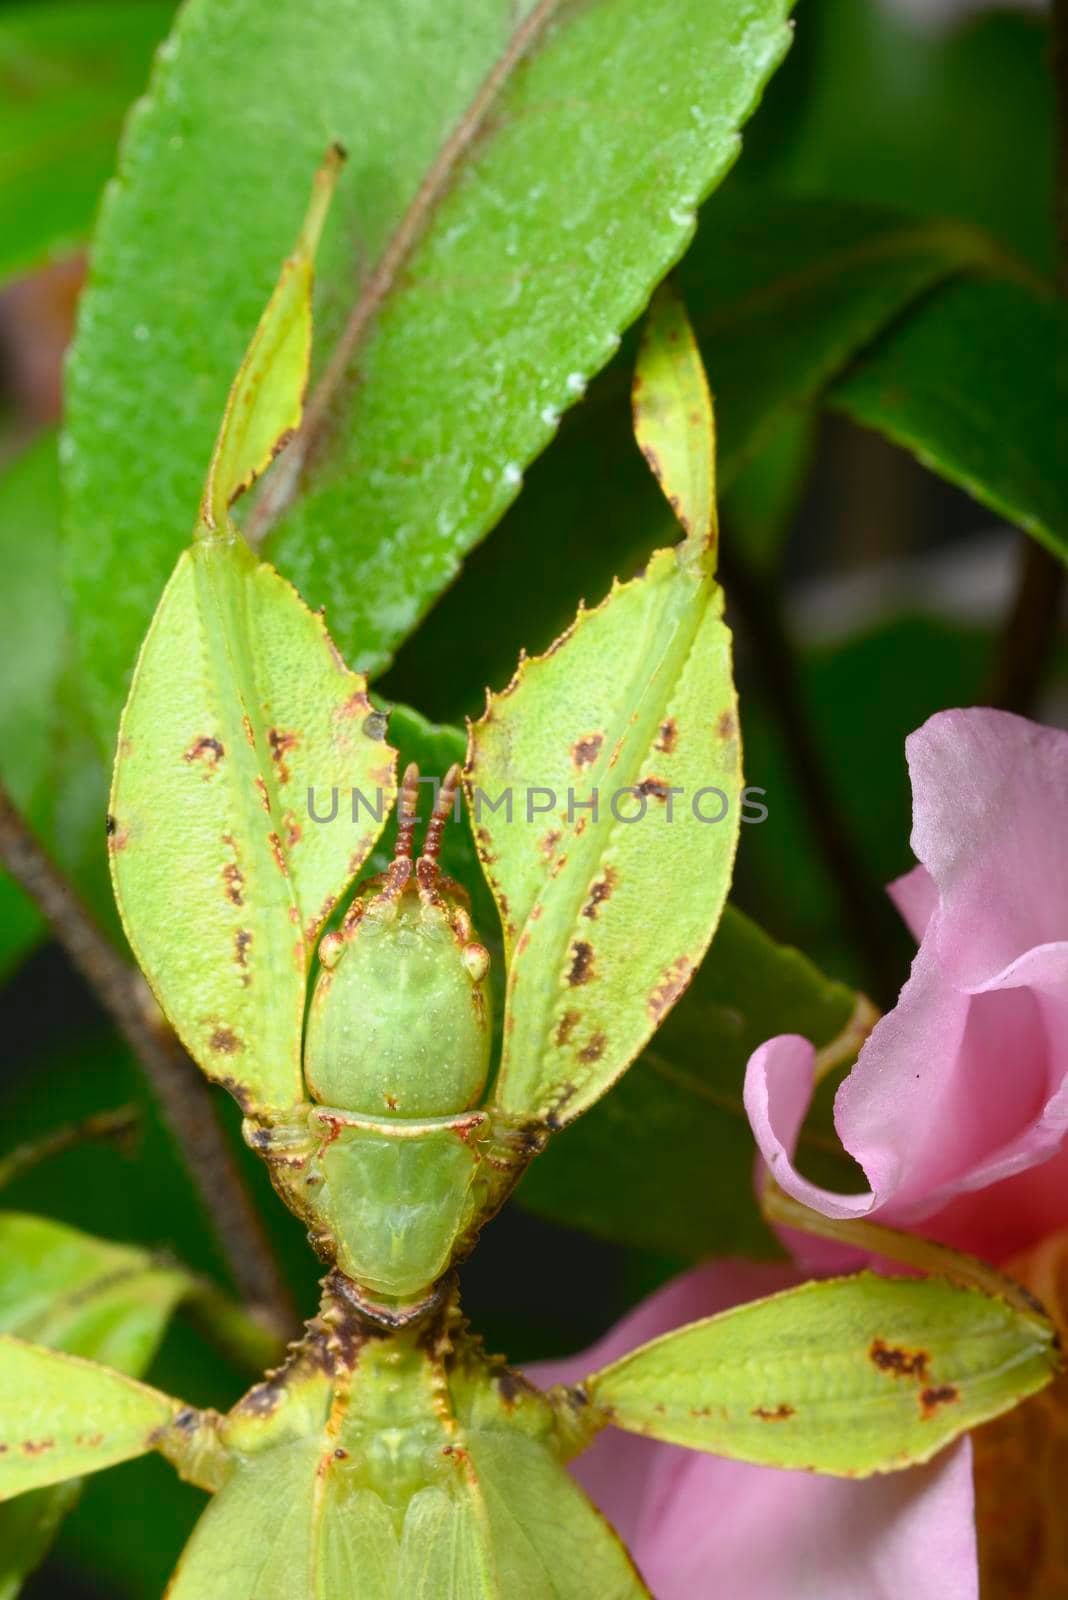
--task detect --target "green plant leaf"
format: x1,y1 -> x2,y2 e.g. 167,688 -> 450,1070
109,163 -> 398,1116
0,1212 -> 191,1598
720,407 -> 817,576
0,1 -> 171,283
467,294 -> 739,1125
0,1337 -> 178,1500
742,1 -> 1055,276
0,1212 -> 190,1369
0,433 -> 66,975
65,0 -> 794,745
577,1272 -> 1059,1475
831,277 -> 1065,562
380,190 -> 1000,725
516,904 -> 863,1257
0,432 -> 118,975
678,188 -> 997,492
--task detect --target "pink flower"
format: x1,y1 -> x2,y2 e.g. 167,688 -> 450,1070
528,1260 -> 977,1600
744,708 -> 1068,1263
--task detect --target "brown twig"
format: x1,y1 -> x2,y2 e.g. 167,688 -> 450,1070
983,537 -> 1065,714
720,542 -> 905,1007
244,0 -> 560,545
0,779 -> 297,1338
0,1105 -> 140,1191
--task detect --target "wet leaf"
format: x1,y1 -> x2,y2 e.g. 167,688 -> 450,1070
579,1272 -> 1059,1476
0,1 -> 170,283
517,904 -> 862,1258
381,191 -> 999,724
0,1337 -> 178,1500
831,277 -> 1065,562
109,160 -> 397,1115
467,295 -> 738,1125
64,0 -> 794,744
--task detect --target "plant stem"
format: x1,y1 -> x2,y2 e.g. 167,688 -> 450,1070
984,536 -> 1065,714
181,1276 -> 288,1375
719,542 -> 904,1007
0,778 -> 297,1339
0,1105 -> 139,1191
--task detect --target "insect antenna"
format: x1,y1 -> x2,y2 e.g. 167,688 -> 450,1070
416,764 -> 461,901
395,762 -> 421,859
381,761 -> 420,898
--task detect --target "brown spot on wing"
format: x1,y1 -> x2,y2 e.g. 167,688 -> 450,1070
242,715 -> 256,748
234,929 -> 252,977
555,1010 -> 581,1047
222,862 -> 244,907
567,941 -> 595,986
106,815 -> 130,853
334,690 -> 372,721
571,732 -> 604,770
869,1340 -> 930,1382
254,775 -> 272,813
648,955 -> 693,1021
209,1027 -> 244,1054
268,727 -> 299,784
717,710 -> 737,741
267,832 -> 289,876
184,735 -> 224,773
21,1438 -> 54,1454
920,1385 -> 959,1418
636,776 -> 670,802
752,1404 -> 795,1422
656,718 -> 678,753
582,867 -> 617,919
578,1032 -> 607,1064
540,828 -> 562,862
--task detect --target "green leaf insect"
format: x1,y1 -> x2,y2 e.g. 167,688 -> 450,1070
3,159 -> 1056,1597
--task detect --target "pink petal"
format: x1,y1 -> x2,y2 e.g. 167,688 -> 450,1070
905,709 -> 1068,978
634,1438 -> 976,1600
527,1262 -> 977,1599
745,712 -> 1068,1256
743,1034 -> 880,1218
887,863 -> 937,941
527,1262 -> 800,1550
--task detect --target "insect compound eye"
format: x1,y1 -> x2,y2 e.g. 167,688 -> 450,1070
317,931 -> 346,971
461,943 -> 490,984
